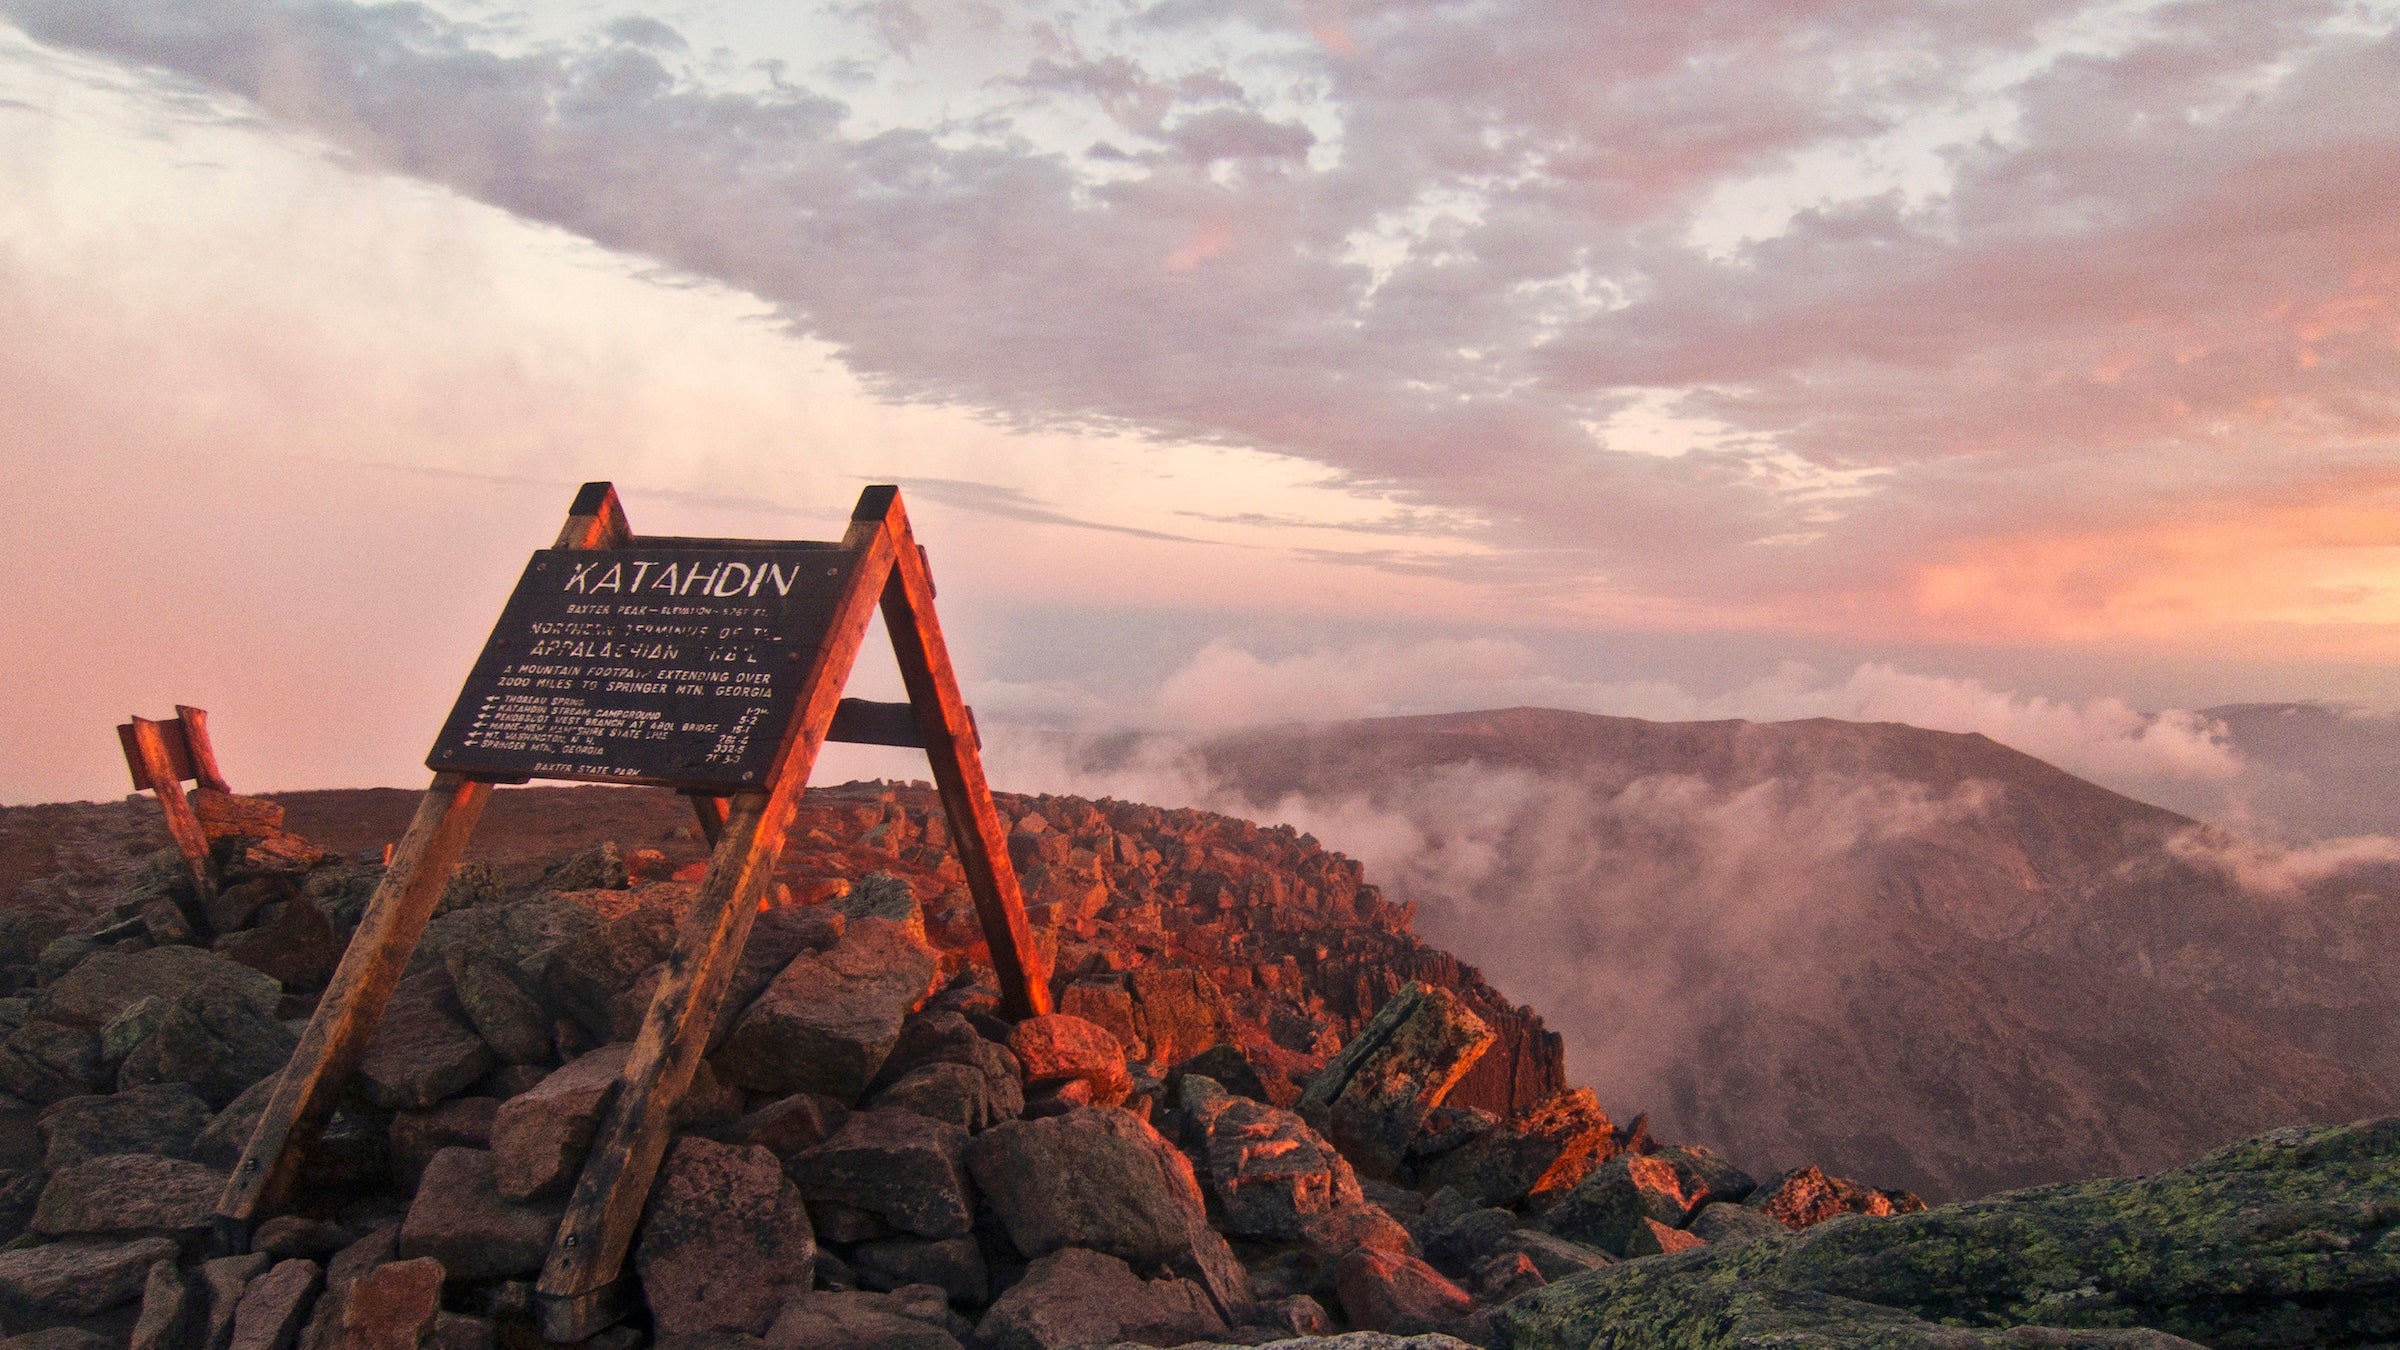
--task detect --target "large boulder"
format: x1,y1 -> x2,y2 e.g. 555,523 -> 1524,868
965,1107 -> 1251,1320
1743,1164 -> 1922,1230
1417,1088 -> 1619,1208
489,1044 -> 628,1201
34,946 -> 280,1032
1202,1098 -> 1364,1240
37,1083 -> 212,1169
356,969 -> 496,1111
33,1153 -> 229,1239
1006,1015 -> 1131,1108
1499,1117 -> 2400,1350
397,1148 -> 564,1281
788,1108 -> 974,1240
634,1136 -> 815,1337
968,1247 -> 1225,1350
1543,1154 -> 1704,1256
714,917 -> 938,1104
1297,983 -> 1494,1180
766,1287 -> 962,1350
872,1061 -> 1022,1134
1334,1246 -> 1475,1335
226,1257 -> 320,1350
0,1235 -> 180,1320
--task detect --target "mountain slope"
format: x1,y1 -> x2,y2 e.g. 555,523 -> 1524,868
1196,707 -> 2400,1199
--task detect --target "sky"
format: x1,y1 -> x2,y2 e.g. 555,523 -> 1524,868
4,0 -> 2400,809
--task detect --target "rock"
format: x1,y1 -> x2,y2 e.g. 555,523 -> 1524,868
1202,1098 -> 1365,1240
427,1313 -> 494,1350
202,1253 -> 271,1350
38,1082 -> 212,1168
253,1215 -> 351,1260
1300,1205 -> 1418,1262
714,918 -> 938,1104
1423,1207 -> 1517,1276
718,1093 -> 849,1165
965,1106 -> 1251,1321
766,1288 -> 961,1350
1417,1088 -> 1618,1208
834,872 -> 923,937
709,905 -> 845,1049
33,1152 -> 229,1238
1005,1015 -> 1130,1108
1685,1201 -> 1788,1247
189,1076 -> 383,1196
0,1018 -> 103,1105
543,843 -> 628,893
130,1258 -> 197,1350
152,983 -> 301,1109
1168,1045 -> 1269,1103
872,1061 -> 1020,1133
397,1148 -> 563,1281
335,1257 -> 443,1350
0,1235 -> 180,1318
443,952 -> 552,1065
216,895 -> 341,992
1543,1154 -> 1701,1256
1742,1164 -> 1921,1230
2,1331 -> 115,1350
102,997 -> 169,1068
1333,1247 -> 1474,1336
788,1108 -> 973,1240
1257,1293 -> 1335,1336
356,969 -> 496,1111
1621,1217 -> 1706,1257
1121,969 -> 1234,1069
37,946 -> 281,1032
634,1137 -> 815,1336
1489,1229 -> 1613,1282
206,879 -> 290,940
1296,983 -> 1494,1180
217,832 -> 326,879
968,1247 -> 1225,1350
228,1258 -> 320,1350
391,1096 -> 502,1192
489,1044 -> 627,1201
1473,1250 -> 1546,1302
1498,1119 -> 2400,1349
852,1236 -> 988,1305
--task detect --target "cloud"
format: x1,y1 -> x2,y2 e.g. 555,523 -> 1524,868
5,0 -> 2396,652
2163,826 -> 2400,897
1122,638 -> 2243,788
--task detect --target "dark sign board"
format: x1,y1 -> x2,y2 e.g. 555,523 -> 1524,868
428,547 -> 855,788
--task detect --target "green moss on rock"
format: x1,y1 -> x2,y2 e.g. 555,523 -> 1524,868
1496,1117 -> 2400,1349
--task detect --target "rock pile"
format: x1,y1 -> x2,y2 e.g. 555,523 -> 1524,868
0,785 -> 1935,1348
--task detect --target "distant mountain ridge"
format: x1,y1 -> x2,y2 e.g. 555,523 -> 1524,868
1195,706 -> 2400,1200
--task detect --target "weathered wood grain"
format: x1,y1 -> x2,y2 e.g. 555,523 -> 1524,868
871,492 -> 1052,1020
535,497 -> 901,1340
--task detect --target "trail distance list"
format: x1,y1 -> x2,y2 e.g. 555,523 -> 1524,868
428,548 -> 854,788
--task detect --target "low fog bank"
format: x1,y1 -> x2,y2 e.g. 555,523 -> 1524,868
971,688 -> 2400,1198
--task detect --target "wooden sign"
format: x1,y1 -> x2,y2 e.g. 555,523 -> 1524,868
118,706 -> 230,903
216,483 -> 1050,1342
428,545 -> 857,787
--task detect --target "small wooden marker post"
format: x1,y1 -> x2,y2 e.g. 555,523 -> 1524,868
214,483 -> 1051,1340
118,705 -> 230,905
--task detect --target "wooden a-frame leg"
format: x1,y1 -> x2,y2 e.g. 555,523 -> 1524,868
879,514 -> 1050,1018
536,518 -> 898,1341
213,772 -> 492,1249
687,792 -> 731,847
127,718 -> 217,907
173,705 -> 234,793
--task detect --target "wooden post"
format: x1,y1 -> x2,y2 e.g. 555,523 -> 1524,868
212,484 -> 631,1249
120,716 -> 217,906
865,488 -> 1052,1019
535,510 -> 900,1339
213,772 -> 492,1245
172,705 -> 233,793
